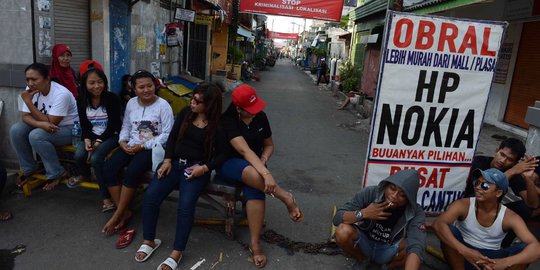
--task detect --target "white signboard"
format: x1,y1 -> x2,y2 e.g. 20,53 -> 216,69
174,8 -> 195,22
364,12 -> 507,213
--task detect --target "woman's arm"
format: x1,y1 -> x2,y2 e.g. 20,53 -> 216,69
260,136 -> 274,165
230,136 -> 276,193
98,93 -> 122,141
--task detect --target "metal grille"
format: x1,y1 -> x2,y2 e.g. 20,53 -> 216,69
188,23 -> 208,80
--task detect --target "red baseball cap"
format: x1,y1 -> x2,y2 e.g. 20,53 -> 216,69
232,84 -> 266,114
79,60 -> 104,77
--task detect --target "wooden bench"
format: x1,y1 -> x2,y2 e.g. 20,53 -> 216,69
19,145 -> 247,239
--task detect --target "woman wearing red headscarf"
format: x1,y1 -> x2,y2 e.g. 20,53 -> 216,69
50,44 -> 79,98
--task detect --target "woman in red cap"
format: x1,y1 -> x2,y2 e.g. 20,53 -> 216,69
218,84 -> 302,268
50,44 -> 79,97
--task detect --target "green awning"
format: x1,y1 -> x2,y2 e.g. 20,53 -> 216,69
404,0 -> 489,14
349,0 -> 388,21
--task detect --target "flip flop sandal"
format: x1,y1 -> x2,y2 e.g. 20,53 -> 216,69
0,211 -> 13,221
156,256 -> 182,270
102,204 -> 117,213
66,176 -> 83,189
116,228 -> 136,249
134,239 -> 162,262
249,247 -> 267,268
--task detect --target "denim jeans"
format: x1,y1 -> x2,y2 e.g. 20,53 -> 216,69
142,161 -> 210,251
354,230 -> 401,265
10,121 -> 73,179
73,135 -> 118,199
448,224 -> 526,270
103,149 -> 152,188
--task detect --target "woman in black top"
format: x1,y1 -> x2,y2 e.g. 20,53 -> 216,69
67,68 -> 122,212
134,82 -> 227,270
218,85 -> 302,268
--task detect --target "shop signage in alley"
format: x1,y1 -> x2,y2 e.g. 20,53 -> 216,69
239,0 -> 343,22
267,31 -> 298,40
174,7 -> 196,22
195,14 -> 214,25
363,11 -> 507,214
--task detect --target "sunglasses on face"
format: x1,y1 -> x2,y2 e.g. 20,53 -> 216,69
473,179 -> 493,191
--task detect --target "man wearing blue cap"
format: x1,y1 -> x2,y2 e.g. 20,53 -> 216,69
433,168 -> 540,270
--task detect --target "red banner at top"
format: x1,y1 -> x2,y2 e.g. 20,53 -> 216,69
240,0 -> 344,22
267,31 -> 298,40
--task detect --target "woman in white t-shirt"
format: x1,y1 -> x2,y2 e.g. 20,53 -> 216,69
10,63 -> 79,190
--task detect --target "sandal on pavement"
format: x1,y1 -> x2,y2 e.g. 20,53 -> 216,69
157,256 -> 182,270
0,211 -> 13,221
134,239 -> 162,262
116,228 -> 136,249
249,247 -> 267,268
66,176 -> 83,189
43,171 -> 69,191
102,203 -> 117,213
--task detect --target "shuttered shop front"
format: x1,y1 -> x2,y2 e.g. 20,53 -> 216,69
54,0 -> 90,73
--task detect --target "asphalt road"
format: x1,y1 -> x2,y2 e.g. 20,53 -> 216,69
0,59 -> 451,270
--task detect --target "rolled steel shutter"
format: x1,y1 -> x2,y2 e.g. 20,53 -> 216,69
503,21 -> 540,129
54,0 -> 90,74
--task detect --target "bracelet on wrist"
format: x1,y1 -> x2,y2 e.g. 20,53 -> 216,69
95,139 -> 103,143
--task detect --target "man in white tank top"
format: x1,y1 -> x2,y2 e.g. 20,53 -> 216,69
433,168 -> 540,270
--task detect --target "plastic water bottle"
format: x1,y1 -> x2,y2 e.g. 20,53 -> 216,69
71,121 -> 82,146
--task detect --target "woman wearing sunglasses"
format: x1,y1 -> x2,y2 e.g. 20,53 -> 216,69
101,70 -> 174,237
134,83 -> 228,270
218,84 -> 302,268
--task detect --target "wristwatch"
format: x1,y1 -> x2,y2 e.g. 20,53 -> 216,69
354,210 -> 363,221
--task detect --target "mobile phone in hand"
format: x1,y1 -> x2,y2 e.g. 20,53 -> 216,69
184,168 -> 193,177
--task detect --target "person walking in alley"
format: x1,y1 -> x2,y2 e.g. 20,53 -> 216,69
316,58 -> 329,85
333,169 -> 426,270
218,84 -> 302,268
10,63 -> 78,191
433,168 -> 540,270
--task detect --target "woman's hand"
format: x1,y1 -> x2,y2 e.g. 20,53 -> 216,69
262,173 -> 277,194
84,139 -> 93,151
21,88 -> 39,104
186,165 -> 209,180
157,160 -> 172,179
92,140 -> 102,150
40,121 -> 59,133
119,141 -> 134,155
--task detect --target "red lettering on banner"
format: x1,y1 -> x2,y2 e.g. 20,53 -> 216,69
392,18 -> 498,56
416,20 -> 435,50
390,166 -> 450,188
438,22 -> 458,52
394,18 -> 414,48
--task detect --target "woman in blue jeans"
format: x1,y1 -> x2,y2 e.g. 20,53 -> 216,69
133,83 -> 228,270
67,64 -> 122,212
101,70 -> 174,236
10,63 -> 79,190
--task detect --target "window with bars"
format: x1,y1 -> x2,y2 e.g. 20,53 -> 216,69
159,0 -> 181,10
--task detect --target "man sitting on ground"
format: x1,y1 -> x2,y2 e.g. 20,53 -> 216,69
338,90 -> 364,110
434,168 -> 540,269
463,138 -> 539,226
333,170 -> 426,269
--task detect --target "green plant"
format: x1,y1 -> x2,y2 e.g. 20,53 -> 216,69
312,47 -> 327,58
228,45 -> 244,64
338,61 -> 360,93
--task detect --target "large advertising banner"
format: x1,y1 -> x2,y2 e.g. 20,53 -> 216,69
239,0 -> 343,22
267,31 -> 298,40
364,12 -> 507,213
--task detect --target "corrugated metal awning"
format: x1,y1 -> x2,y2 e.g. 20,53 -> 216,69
404,0 -> 490,14
349,0 -> 388,21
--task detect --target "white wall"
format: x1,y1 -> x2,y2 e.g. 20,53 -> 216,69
91,0 -> 111,80
437,0 -> 528,137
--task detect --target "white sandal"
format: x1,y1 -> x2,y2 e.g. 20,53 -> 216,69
134,239 -> 161,262
157,256 -> 182,270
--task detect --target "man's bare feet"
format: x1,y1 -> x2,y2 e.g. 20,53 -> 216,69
285,192 -> 303,222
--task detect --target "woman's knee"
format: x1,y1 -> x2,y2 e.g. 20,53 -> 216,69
28,128 -> 49,144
